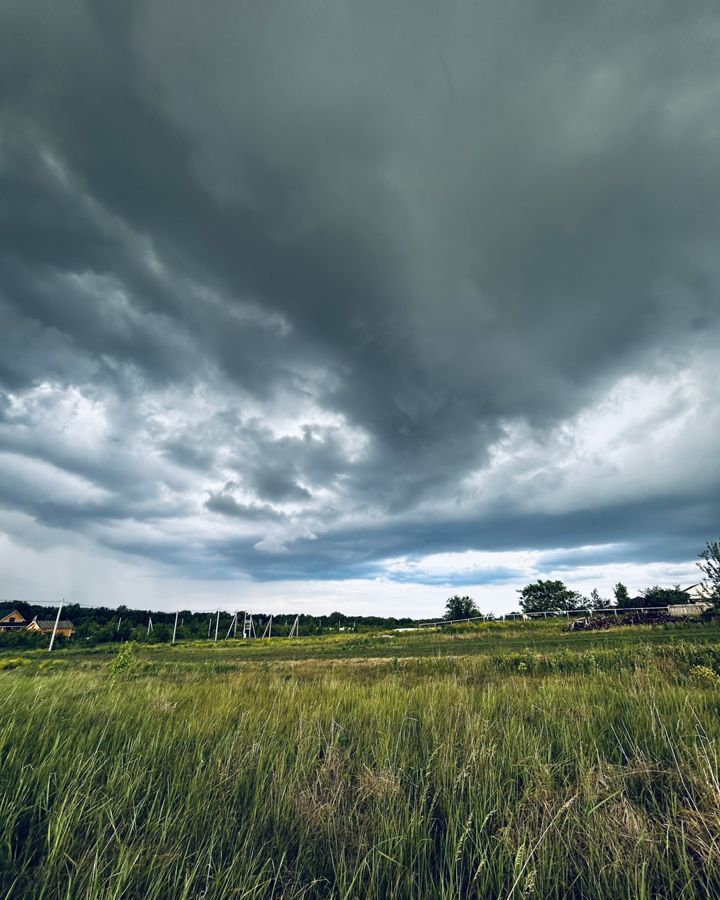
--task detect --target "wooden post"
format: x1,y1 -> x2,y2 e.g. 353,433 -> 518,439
48,600 -> 64,652
172,611 -> 178,644
214,610 -> 220,642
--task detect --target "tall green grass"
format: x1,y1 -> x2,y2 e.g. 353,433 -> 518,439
1,640 -> 719,897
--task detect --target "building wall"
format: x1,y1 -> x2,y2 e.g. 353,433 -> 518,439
25,623 -> 75,636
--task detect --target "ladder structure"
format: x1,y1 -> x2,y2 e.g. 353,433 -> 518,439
242,612 -> 255,639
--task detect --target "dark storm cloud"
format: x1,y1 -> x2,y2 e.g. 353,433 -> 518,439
205,491 -> 284,522
1,0 -> 719,588
249,469 -> 311,503
199,487 -> 719,583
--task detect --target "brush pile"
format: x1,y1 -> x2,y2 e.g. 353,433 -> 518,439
567,611 -> 674,631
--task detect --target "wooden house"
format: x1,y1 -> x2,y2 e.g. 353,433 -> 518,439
0,609 -> 29,631
26,617 -> 76,637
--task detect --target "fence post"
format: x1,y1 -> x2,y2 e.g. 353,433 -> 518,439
48,600 -> 64,652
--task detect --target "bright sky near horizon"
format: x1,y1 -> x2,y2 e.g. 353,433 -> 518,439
1,1 -> 718,616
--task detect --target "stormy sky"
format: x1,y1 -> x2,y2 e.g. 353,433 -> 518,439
1,0 -> 718,615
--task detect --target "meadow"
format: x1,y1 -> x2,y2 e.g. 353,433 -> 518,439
1,618 -> 720,898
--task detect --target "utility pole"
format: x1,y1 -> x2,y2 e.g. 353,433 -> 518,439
117,616 -> 122,632
172,611 -> 179,644
289,615 -> 299,638
208,617 -> 212,638
48,599 -> 64,652
147,616 -> 153,635
214,610 -> 220,642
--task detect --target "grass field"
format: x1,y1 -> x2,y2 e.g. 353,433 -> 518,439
2,618 -> 720,898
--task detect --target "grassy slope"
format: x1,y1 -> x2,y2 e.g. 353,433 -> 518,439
6,615 -> 720,664
1,619 -> 720,898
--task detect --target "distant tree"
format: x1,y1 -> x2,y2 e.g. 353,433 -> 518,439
588,588 -> 613,610
0,630 -> 46,650
639,585 -> 688,608
614,583 -> 631,608
327,611 -> 348,630
517,580 -> 582,614
151,623 -> 172,643
698,540 -> 720,603
444,595 -> 481,620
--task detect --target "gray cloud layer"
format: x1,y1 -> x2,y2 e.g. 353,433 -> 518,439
1,0 -> 719,594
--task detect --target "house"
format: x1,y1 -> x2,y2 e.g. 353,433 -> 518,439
0,609 -> 29,631
26,617 -> 76,637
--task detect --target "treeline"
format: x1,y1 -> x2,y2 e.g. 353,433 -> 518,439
0,602 -> 417,648
444,582 -> 706,620
516,580 -> 699,614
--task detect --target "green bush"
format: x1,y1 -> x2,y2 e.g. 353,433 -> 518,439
109,642 -> 138,679
0,657 -> 30,671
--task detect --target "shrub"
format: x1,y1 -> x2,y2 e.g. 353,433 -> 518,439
109,642 -> 138,679
689,664 -> 720,684
0,657 -> 30,671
